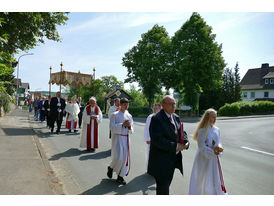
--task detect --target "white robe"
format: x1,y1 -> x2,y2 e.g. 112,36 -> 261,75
80,106 -> 102,149
144,113 -> 154,169
108,105 -> 120,119
65,102 -> 80,130
189,126 -> 226,195
108,105 -> 120,138
109,110 -> 134,177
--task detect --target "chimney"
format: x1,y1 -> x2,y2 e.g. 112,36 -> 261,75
261,63 -> 269,69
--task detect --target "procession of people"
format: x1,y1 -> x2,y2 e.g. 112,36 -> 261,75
29,92 -> 226,195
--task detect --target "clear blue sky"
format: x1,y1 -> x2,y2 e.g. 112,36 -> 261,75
9,5 -> 274,92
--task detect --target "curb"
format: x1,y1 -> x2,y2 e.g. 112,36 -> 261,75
27,112 -> 65,195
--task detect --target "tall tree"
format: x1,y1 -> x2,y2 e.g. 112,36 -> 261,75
233,62 -> 242,102
122,24 -> 171,109
169,12 -> 226,111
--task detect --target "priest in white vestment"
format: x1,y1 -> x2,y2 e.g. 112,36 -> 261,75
80,97 -> 102,152
189,108 -> 227,195
65,95 -> 80,133
107,98 -> 133,185
108,98 -> 120,139
144,103 -> 161,170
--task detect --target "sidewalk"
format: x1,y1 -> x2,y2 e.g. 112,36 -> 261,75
0,108 -> 64,195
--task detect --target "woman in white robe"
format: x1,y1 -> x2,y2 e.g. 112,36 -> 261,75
144,103 -> 161,170
189,108 -> 227,195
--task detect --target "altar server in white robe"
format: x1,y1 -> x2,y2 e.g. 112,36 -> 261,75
107,98 -> 133,185
108,98 -> 120,139
65,95 -> 80,133
189,108 -> 227,195
144,103 -> 161,170
80,97 -> 102,152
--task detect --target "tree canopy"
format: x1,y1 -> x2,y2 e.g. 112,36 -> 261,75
0,12 -> 69,96
122,24 -> 171,109
169,12 -> 226,110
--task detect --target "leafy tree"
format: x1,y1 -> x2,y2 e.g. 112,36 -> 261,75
122,24 -> 171,109
0,12 -> 69,100
125,85 -> 148,107
169,12 -> 226,111
68,75 -> 125,111
100,75 -> 124,94
0,52 -> 15,95
0,12 -> 69,54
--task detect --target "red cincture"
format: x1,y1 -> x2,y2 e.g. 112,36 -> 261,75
86,104 -> 99,149
119,134 -> 130,176
217,155 -> 227,193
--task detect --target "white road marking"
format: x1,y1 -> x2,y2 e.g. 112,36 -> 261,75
241,146 -> 274,156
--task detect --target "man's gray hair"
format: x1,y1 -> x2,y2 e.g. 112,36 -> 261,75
162,95 -> 175,104
89,96 -> 97,102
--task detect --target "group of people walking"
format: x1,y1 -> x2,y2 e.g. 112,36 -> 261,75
31,92 -> 226,195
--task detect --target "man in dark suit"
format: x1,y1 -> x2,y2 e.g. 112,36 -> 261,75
148,95 -> 190,195
50,92 -> 66,134
44,95 -> 52,128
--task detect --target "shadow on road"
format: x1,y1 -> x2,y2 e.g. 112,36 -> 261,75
79,149 -> 111,160
49,148 -> 86,160
81,173 -> 155,195
1,127 -> 35,136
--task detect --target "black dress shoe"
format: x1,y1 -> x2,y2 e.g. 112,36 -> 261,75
56,131 -> 60,135
68,129 -> 71,133
74,130 -> 78,133
107,166 -> 113,179
116,176 -> 126,185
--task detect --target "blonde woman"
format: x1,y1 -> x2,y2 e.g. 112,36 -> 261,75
189,108 -> 227,195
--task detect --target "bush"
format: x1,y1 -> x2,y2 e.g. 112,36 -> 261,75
219,101 -> 274,116
0,92 -> 11,114
128,106 -> 151,117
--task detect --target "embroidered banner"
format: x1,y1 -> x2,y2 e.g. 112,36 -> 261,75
49,71 -> 93,87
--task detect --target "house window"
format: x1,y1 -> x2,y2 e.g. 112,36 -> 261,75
270,79 -> 273,84
243,92 -> 247,98
250,92 -> 255,98
264,92 -> 269,98
265,79 -> 269,84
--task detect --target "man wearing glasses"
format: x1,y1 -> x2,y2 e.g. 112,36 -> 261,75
148,95 -> 190,195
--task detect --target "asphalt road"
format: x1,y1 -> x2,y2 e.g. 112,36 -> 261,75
31,113 -> 274,195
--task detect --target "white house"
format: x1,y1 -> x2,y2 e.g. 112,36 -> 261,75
240,63 -> 274,102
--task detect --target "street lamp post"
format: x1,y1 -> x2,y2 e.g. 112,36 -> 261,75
16,53 -> 34,106
49,66 -> 52,95
93,67 -> 96,96
60,62 -> 63,94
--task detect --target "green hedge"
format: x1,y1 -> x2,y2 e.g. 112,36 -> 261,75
219,101 -> 274,116
128,106 -> 151,117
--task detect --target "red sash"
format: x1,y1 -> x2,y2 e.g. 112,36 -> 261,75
119,134 -> 130,176
217,155 -> 227,193
86,104 -> 99,150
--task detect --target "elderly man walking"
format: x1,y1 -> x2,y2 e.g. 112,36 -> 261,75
148,95 -> 190,195
80,97 -> 102,152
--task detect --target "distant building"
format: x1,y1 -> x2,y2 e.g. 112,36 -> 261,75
104,89 -> 133,112
13,78 -> 31,105
240,63 -> 274,102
